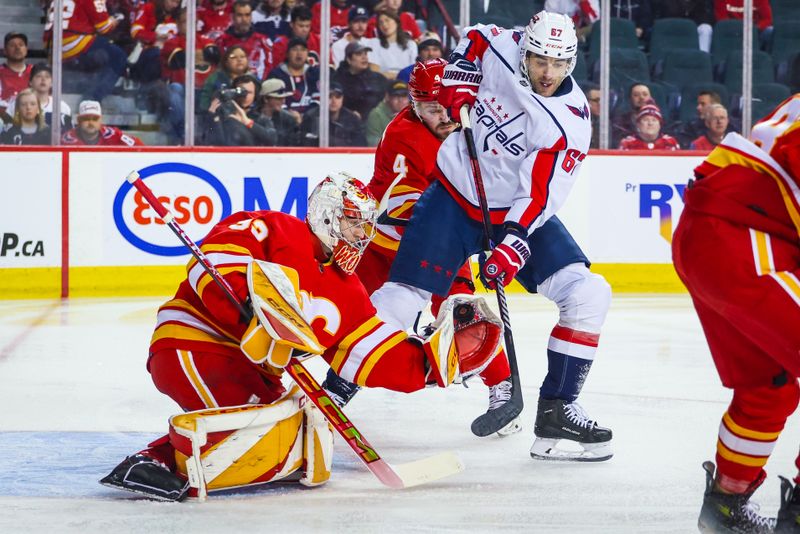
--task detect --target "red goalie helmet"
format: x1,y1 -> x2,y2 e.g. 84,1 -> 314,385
409,58 -> 447,102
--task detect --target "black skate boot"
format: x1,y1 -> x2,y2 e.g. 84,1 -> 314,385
99,454 -> 189,502
322,367 -> 361,407
530,397 -> 613,462
471,378 -> 523,437
776,476 -> 800,533
698,461 -> 775,533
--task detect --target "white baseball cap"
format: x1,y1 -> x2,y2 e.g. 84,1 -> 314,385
78,100 -> 102,117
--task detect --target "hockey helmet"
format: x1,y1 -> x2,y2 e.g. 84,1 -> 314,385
520,10 -> 578,79
306,172 -> 377,274
750,94 -> 800,176
409,58 -> 447,102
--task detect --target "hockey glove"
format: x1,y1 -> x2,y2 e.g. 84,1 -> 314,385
481,223 -> 531,289
437,56 -> 482,120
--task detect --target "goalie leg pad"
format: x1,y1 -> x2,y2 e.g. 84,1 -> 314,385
300,403 -> 334,487
423,295 -> 503,387
169,386 -> 307,499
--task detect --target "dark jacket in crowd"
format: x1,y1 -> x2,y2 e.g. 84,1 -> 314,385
205,113 -> 277,146
300,106 -> 366,147
611,0 -> 654,36
255,107 -> 301,146
333,63 -> 386,121
267,64 -> 321,115
0,125 -> 51,145
652,0 -> 714,25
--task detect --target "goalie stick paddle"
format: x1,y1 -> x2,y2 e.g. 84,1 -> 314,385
459,106 -> 525,437
125,171 -> 464,489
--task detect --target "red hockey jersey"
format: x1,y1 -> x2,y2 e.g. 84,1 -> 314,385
131,2 -> 178,45
161,33 -> 217,85
198,1 -> 232,41
216,28 -> 274,80
368,105 -> 442,255
44,0 -> 116,59
619,134 -> 680,151
61,125 -> 143,146
0,64 -> 33,110
150,210 -> 429,391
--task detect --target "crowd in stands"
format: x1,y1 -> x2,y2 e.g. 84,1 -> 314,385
0,0 -> 797,149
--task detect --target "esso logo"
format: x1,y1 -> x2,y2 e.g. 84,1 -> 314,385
113,162 -> 232,256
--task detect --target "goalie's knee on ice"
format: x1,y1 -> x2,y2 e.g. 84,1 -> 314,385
168,386 -> 334,498
539,263 -> 611,332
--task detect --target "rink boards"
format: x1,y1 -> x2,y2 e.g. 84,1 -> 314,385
0,147 -> 705,298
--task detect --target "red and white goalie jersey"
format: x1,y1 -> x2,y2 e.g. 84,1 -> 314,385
368,106 -> 442,256
150,210 -> 431,392
61,125 -> 143,146
44,0 -> 116,60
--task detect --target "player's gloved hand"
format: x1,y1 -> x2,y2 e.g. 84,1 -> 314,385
437,56 -> 482,120
481,223 -> 530,289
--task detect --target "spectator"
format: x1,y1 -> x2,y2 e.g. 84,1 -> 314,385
332,6 -> 370,69
253,0 -> 291,41
676,90 -> 723,147
129,0 -> 181,83
255,78 -> 300,145
44,0 -> 127,102
198,0 -> 233,42
334,41 -> 386,120
366,0 -> 422,40
690,103 -> 729,150
272,6 -> 321,66
0,33 -> 33,117
311,0 -> 352,36
544,0 -> 599,42
612,82 -> 652,145
0,89 -> 50,145
217,0 -> 275,79
396,32 -> 443,83
161,9 -> 220,143
206,73 -> 278,145
583,82 -> 601,149
619,102 -> 680,150
653,0 -> 714,52
199,44 -> 250,112
714,0 -> 772,49
61,100 -> 144,146
366,9 -> 418,79
611,0 -> 654,40
366,79 -> 408,146
5,64 -> 72,130
267,38 -> 320,117
300,81 -> 365,146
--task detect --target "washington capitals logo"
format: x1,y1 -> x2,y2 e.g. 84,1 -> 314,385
566,103 -> 589,120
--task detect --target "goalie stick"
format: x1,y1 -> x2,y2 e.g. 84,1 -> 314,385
459,106 -> 525,437
125,171 -> 464,489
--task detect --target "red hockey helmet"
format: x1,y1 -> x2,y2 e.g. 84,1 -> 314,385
409,58 -> 447,102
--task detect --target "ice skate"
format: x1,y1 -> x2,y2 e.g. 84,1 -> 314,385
697,461 -> 775,533
322,367 -> 361,407
471,378 -> 522,437
99,454 -> 189,502
530,397 -> 613,462
776,476 -> 800,533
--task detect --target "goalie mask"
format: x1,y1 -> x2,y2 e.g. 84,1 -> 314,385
307,172 -> 377,274
520,10 -> 578,90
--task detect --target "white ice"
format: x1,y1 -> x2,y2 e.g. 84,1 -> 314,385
1,294 -> 798,533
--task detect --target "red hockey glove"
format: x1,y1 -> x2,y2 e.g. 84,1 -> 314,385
481,223 -> 531,289
437,57 -> 482,120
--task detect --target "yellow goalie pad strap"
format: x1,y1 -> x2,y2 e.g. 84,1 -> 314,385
300,403 -> 334,487
171,388 -> 309,492
247,260 -> 324,357
240,315 -> 294,367
423,326 -> 459,388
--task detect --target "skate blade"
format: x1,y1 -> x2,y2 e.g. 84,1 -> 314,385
529,437 -> 613,462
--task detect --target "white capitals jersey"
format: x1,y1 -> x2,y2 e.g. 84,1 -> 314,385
436,24 -> 592,232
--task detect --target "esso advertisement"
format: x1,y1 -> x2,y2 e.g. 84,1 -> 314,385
0,152 -> 61,268
577,155 -> 703,263
69,151 -> 375,266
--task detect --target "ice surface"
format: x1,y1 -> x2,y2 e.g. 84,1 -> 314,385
1,294 -> 798,533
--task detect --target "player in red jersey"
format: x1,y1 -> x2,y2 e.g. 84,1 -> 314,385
673,94 -> 800,531
129,0 -> 180,82
216,0 -> 275,80
99,173 -> 501,501
44,0 -> 127,101
61,100 -> 144,146
321,59 -> 519,437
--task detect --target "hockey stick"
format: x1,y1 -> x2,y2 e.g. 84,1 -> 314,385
459,106 -> 525,437
125,171 -> 464,489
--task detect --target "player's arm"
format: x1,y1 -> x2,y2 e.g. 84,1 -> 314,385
131,5 -> 157,43
88,0 -> 117,35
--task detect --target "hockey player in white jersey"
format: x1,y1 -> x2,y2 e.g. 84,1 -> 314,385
371,11 -> 613,461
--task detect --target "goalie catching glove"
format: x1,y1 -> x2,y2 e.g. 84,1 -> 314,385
240,259 -> 324,368
417,294 -> 503,387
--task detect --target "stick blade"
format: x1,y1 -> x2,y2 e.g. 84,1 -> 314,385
388,451 -> 465,488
